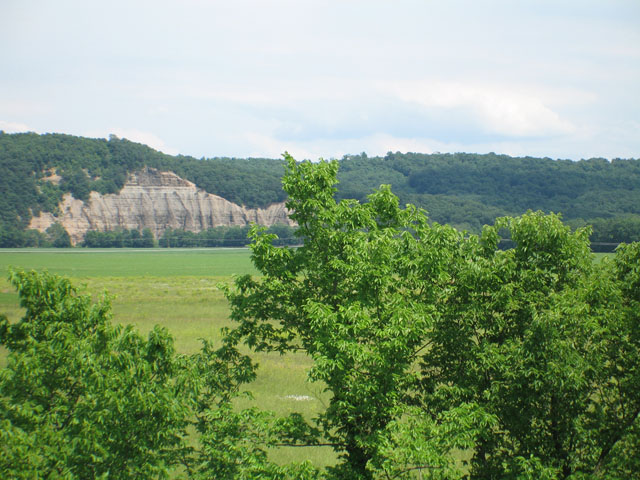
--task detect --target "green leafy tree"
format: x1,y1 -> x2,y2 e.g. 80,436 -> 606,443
140,228 -> 156,247
225,155 -> 640,479
0,270 -> 315,479
0,270 -> 188,478
0,226 -> 29,248
417,213 -> 640,479
60,168 -> 92,202
225,155 -> 491,479
23,229 -> 50,247
45,223 -> 71,248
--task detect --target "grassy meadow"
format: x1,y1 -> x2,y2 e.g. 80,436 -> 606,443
0,248 -> 336,468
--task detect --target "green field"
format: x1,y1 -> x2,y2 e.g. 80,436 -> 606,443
0,247 -> 259,277
0,248 -> 335,468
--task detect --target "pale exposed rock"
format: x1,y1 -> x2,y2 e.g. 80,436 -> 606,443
29,212 -> 56,231
43,171 -> 62,185
29,167 -> 294,245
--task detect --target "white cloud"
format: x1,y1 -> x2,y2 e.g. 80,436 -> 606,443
85,128 -> 180,155
385,82 -> 577,137
243,131 -> 441,161
148,105 -> 170,116
0,120 -> 33,133
112,129 -> 180,156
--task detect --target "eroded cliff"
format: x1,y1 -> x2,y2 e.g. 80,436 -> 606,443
29,167 -> 294,245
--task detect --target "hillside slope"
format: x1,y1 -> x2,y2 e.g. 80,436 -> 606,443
1,132 -> 639,246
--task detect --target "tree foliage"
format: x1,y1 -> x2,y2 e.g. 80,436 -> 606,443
82,228 -> 156,248
0,270 -> 314,479
420,213 -> 640,478
225,155 -> 640,479
0,270 -> 186,478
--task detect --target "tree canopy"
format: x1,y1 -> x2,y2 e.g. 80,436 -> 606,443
224,154 -> 640,478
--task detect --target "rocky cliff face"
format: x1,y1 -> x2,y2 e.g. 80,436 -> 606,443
30,168 -> 294,245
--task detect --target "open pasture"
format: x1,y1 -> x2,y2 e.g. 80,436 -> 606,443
0,247 -> 258,278
0,248 -> 335,467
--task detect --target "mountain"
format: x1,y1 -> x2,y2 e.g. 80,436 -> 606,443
1,131 -> 640,246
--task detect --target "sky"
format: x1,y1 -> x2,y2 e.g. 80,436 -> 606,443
1,0 -> 639,161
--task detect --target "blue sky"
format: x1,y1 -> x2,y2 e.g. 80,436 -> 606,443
1,0 -> 639,160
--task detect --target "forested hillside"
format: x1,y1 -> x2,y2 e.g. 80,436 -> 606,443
0,132 -> 287,246
336,152 -> 640,237
1,131 -> 639,246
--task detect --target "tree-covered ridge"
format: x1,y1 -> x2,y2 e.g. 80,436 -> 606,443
1,131 -> 640,246
336,152 -> 640,232
0,132 -> 287,230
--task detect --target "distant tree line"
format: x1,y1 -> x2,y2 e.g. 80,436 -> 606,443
5,219 -> 638,251
0,224 -> 71,248
571,215 -> 640,243
82,228 -> 156,248
79,225 -> 299,248
158,224 -> 298,248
